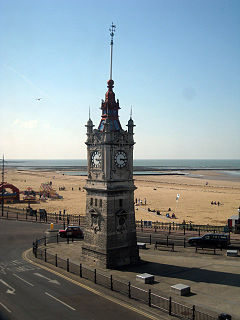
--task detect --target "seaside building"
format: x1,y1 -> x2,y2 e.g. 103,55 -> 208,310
81,24 -> 139,268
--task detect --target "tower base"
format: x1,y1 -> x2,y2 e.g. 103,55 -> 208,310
82,243 -> 139,269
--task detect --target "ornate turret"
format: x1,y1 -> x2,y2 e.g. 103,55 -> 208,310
127,107 -> 135,134
98,80 -> 122,132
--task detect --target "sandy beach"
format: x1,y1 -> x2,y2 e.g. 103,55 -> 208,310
4,169 -> 240,225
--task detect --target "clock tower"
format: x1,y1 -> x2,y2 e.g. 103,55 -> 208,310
82,24 -> 139,268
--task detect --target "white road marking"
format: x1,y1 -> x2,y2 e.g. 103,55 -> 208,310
34,273 -> 60,285
0,279 -> 15,295
0,302 -> 12,313
45,292 -> 75,311
13,273 -> 34,287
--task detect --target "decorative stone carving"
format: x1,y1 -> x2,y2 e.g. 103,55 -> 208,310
90,209 -> 101,233
116,209 -> 127,233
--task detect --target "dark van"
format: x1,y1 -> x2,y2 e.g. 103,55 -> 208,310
188,233 -> 230,248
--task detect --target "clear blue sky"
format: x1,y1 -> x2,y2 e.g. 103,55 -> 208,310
0,0 -> 239,159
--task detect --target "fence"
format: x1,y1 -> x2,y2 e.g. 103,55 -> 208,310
1,206 -> 85,227
33,236 -> 217,320
136,220 -> 226,233
2,205 -> 227,233
2,206 -> 238,249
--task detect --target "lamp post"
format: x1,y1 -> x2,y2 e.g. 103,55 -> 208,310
1,155 -> 4,217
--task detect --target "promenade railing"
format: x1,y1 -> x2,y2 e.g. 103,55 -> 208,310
32,235 -> 217,320
2,205 -> 227,233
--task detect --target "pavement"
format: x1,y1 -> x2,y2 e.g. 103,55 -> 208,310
0,219 -> 172,320
43,232 -> 240,319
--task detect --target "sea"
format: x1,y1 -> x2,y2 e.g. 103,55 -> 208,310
3,159 -> 240,177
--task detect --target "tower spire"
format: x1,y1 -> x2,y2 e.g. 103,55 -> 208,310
98,23 -> 121,132
109,23 -> 116,80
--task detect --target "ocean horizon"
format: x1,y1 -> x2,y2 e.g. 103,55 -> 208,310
2,159 -> 240,171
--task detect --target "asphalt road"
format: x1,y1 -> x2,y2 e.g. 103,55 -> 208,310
0,219 -> 155,320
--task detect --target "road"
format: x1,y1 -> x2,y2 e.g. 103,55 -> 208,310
0,219 -> 159,320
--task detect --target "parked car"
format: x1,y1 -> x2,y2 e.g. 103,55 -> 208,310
188,233 -> 230,248
59,226 -> 84,239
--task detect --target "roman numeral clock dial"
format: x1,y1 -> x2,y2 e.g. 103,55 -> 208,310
114,151 -> 127,168
91,151 -> 101,168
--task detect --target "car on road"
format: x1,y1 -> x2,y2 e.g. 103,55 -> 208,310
188,233 -> 230,248
59,226 -> 84,238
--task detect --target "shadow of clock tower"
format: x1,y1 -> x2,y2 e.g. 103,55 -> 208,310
82,25 -> 139,269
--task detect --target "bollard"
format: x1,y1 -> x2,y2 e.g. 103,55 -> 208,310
149,234 -> 152,245
169,296 -> 172,315
55,254 -> 58,267
50,223 -> 54,231
44,249 -> 47,262
67,258 -> 69,272
183,225 -> 185,235
148,289 -> 151,307
94,269 -> 96,284
128,281 -> 131,298
192,305 -> 195,320
80,263 -> 82,277
110,275 -> 113,291
44,236 -> 46,246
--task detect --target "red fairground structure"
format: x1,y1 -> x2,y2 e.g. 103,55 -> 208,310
0,182 -> 20,204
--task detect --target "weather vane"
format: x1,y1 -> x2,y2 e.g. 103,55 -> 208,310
109,23 -> 116,80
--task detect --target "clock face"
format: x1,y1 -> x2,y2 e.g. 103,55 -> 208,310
114,151 -> 127,168
91,151 -> 101,168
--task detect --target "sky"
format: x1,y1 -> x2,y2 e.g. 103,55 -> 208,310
0,0 -> 239,159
